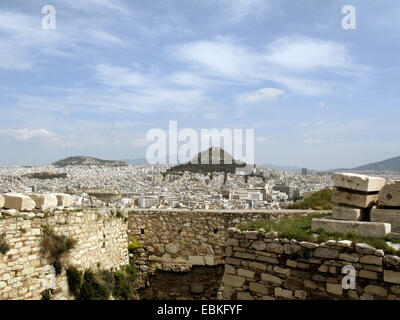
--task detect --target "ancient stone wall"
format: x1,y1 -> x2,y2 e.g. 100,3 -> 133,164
223,228 -> 400,300
0,211 -> 129,300
128,209 -> 316,273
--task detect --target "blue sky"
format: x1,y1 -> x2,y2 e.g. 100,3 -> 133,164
0,0 -> 399,169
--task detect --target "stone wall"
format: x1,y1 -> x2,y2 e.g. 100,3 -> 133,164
223,228 -> 400,300
128,209 -> 317,273
0,211 -> 129,300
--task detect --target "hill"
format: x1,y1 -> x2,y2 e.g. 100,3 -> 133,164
52,156 -> 127,167
353,155 -> 400,172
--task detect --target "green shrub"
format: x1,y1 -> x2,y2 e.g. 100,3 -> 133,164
40,226 -> 77,274
288,188 -> 333,210
128,237 -> 139,253
66,265 -> 137,300
0,234 -> 10,255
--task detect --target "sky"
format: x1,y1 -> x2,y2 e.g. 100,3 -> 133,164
0,0 -> 399,169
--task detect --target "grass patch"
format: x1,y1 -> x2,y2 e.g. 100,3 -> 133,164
66,264 -> 138,300
128,237 -> 139,254
238,213 -> 400,254
0,233 -> 10,255
40,225 -> 77,273
288,188 -> 333,210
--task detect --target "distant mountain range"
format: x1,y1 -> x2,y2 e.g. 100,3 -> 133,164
52,156 -> 127,167
327,155 -> 400,173
352,155 -> 400,172
260,164 -> 302,173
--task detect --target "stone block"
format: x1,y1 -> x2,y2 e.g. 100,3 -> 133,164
188,256 -> 205,265
339,253 -> 359,262
237,292 -> 255,300
332,206 -> 364,221
313,247 -> 339,259
378,181 -> 400,207
266,243 -> 283,254
222,274 -> 246,287
371,208 -> 400,232
28,194 -> 58,210
3,193 -> 36,211
360,255 -> 382,266
55,193 -> 74,208
364,285 -> 387,297
274,287 -> 293,299
190,283 -> 204,294
332,173 -> 386,192
165,243 -> 180,255
0,194 -> 4,208
237,268 -> 255,278
249,282 -> 269,294
252,241 -> 266,251
261,273 -> 282,285
332,190 -> 379,208
359,270 -> 378,280
312,218 -> 391,238
384,270 -> 400,284
326,283 -> 343,296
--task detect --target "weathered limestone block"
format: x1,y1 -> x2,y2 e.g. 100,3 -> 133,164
364,285 -> 387,297
3,193 -> 36,211
314,247 -> 339,259
0,194 -> 4,208
360,255 -> 382,266
371,208 -> 400,232
261,273 -> 282,285
384,270 -> 400,284
332,206 -> 364,221
249,282 -> 269,294
312,218 -> 391,238
55,193 -> 74,208
165,243 -> 180,255
378,181 -> 400,207
332,173 -> 386,192
188,256 -> 205,265
274,287 -> 293,299
222,274 -> 246,287
332,190 -> 379,208
28,194 -> 58,210
326,283 -> 343,296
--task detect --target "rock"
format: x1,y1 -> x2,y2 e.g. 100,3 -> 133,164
326,283 -> 343,296
360,293 -> 375,300
332,173 -> 386,192
222,274 -> 246,287
360,255 -> 382,266
225,264 -> 236,275
261,273 -> 282,285
249,282 -> 269,294
355,243 -> 376,255
371,208 -> 400,233
331,190 -> 379,208
387,242 -> 400,252
274,287 -> 293,299
339,253 -> 359,262
384,255 -> 400,266
237,269 -> 255,278
244,231 -> 258,239
55,193 -> 74,208
359,270 -> 378,280
165,243 -> 180,255
364,285 -> 387,297
190,283 -> 204,294
266,231 -> 278,239
314,247 -> 339,259
252,241 -> 266,251
378,181 -> 400,207
237,292 -> 255,300
266,243 -> 283,254
28,194 -> 58,210
294,290 -> 307,299
299,241 -> 319,249
2,209 -> 19,217
384,270 -> 400,284
337,240 -> 353,247
3,193 -> 36,211
161,253 -> 171,263
284,244 -> 302,255
312,219 -> 391,238
0,194 -> 4,208
332,206 -> 364,221
188,256 -> 205,265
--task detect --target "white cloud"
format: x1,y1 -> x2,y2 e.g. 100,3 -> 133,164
266,36 -> 355,72
303,138 -> 326,145
0,128 -> 57,142
256,136 -> 277,144
239,88 -> 285,103
93,64 -> 147,87
88,30 -> 123,44
172,36 -> 367,96
217,0 -> 271,23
